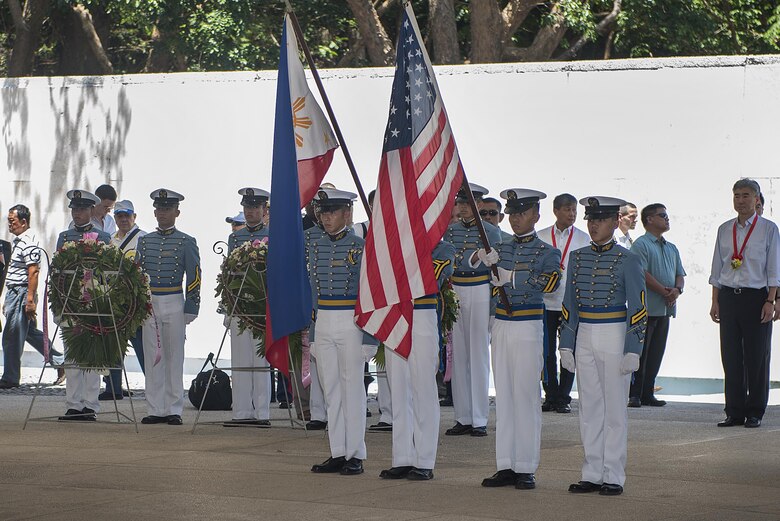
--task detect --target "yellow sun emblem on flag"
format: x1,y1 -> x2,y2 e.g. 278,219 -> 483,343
292,96 -> 312,147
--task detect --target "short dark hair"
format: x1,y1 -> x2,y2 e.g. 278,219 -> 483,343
760,193 -> 765,206
368,189 -> 376,207
553,193 -> 577,209
9,204 -> 31,225
641,203 -> 666,226
95,184 -> 117,201
482,197 -> 502,213
733,178 -> 760,195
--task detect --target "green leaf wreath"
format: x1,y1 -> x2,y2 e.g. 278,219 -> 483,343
374,281 -> 460,369
215,239 -> 302,363
48,238 -> 152,370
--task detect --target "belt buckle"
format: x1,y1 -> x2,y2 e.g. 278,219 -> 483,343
734,288 -> 742,295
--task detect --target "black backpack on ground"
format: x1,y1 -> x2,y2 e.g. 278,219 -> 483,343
188,353 -> 232,411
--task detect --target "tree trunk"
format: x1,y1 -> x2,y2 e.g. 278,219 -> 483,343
71,4 -> 113,74
346,0 -> 394,66
429,0 -> 460,64
144,24 -> 187,73
524,2 -> 567,62
6,0 -> 50,77
470,0 -> 503,63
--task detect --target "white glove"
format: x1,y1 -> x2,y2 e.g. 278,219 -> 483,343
476,248 -> 500,267
490,267 -> 513,288
185,313 -> 197,325
620,352 -> 641,375
559,349 -> 575,372
222,314 -> 231,328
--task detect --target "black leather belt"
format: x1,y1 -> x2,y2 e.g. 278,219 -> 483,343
722,286 -> 764,295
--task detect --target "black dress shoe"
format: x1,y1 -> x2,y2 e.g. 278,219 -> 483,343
439,397 -> 453,407
556,403 -> 572,414
98,391 -> 123,401
717,416 -> 745,427
600,483 -> 623,495
407,468 -> 434,480
379,466 -> 413,479
482,469 -> 517,487
58,408 -> 88,421
306,420 -> 327,430
122,390 -> 134,397
278,401 -> 289,409
166,415 -> 183,425
445,422 -> 472,436
627,396 -> 642,408
470,426 -> 487,437
568,480 -> 602,493
340,458 -> 364,475
81,408 -> 97,421
223,419 -> 271,427
745,417 -> 761,428
541,400 -> 555,412
311,456 -> 346,473
642,397 -> 666,407
141,415 -> 169,424
515,473 -> 536,489
0,380 -> 20,389
369,421 -> 393,432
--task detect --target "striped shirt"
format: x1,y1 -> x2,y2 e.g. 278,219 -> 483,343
6,229 -> 41,287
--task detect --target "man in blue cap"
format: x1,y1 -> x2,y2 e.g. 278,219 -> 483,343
137,189 -> 201,426
559,196 -> 647,496
477,188 -> 561,490
224,188 -> 272,427
57,189 -> 111,421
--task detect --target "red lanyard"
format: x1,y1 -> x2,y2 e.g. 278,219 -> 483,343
732,215 -> 758,263
551,226 -> 574,269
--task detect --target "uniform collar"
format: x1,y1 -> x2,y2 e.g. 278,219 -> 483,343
74,223 -> 93,233
591,239 -> 616,253
246,222 -> 265,233
327,227 -> 349,242
156,226 -> 176,236
461,218 -> 477,228
514,231 -> 537,244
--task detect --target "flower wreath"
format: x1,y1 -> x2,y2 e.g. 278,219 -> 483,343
48,236 -> 152,370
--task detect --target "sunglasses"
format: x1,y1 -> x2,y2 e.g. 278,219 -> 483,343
479,210 -> 499,217
653,213 -> 669,219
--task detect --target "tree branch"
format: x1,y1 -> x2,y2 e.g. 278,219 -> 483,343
524,1 -> 568,62
374,0 -> 397,17
346,0 -> 394,66
556,0 -> 621,60
72,3 -> 113,74
500,0 -> 544,44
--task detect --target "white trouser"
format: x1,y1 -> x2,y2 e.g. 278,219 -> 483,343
575,322 -> 631,486
377,372 -> 393,424
491,318 -> 544,473
142,294 -> 185,417
309,352 -> 327,422
314,309 -> 367,460
386,307 -> 440,469
229,319 -> 271,420
451,283 -> 491,427
65,362 -> 100,413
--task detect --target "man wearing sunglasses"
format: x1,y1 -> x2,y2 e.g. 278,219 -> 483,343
627,204 -> 686,408
480,198 -> 512,242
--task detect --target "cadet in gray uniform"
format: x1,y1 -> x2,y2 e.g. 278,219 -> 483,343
443,183 -> 502,437
309,188 -> 369,476
224,188 -> 272,427
559,196 -> 647,496
379,240 -> 455,481
57,190 -> 112,421
478,189 -> 561,490
137,189 -> 201,426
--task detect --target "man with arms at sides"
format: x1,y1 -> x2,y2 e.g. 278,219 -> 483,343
1,205 -> 65,389
99,200 -> 147,400
137,189 -> 201,426
709,178 -> 779,429
560,196 -> 647,496
443,183 -> 502,438
538,193 -> 591,413
627,204 -> 686,408
223,188 -> 272,427
616,203 -> 637,249
57,190 -> 112,421
478,188 -> 561,491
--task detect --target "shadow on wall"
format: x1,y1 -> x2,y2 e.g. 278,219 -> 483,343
1,76 -> 132,248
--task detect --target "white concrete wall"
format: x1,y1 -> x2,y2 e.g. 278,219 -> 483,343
2,55 -> 779,381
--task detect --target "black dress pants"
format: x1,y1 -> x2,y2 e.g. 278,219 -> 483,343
718,287 -> 772,420
542,309 -> 574,405
630,316 -> 670,401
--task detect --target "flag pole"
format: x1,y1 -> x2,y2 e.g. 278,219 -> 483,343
459,176 -> 512,311
284,3 -> 372,218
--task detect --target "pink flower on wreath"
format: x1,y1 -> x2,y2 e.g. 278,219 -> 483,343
82,232 -> 99,242
252,237 -> 268,247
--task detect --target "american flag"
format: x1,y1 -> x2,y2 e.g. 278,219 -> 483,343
355,3 -> 464,359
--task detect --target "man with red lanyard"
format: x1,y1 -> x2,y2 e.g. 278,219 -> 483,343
538,194 -> 591,413
709,178 -> 780,429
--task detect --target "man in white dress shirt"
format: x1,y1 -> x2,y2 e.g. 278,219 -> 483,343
616,203 -> 637,249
